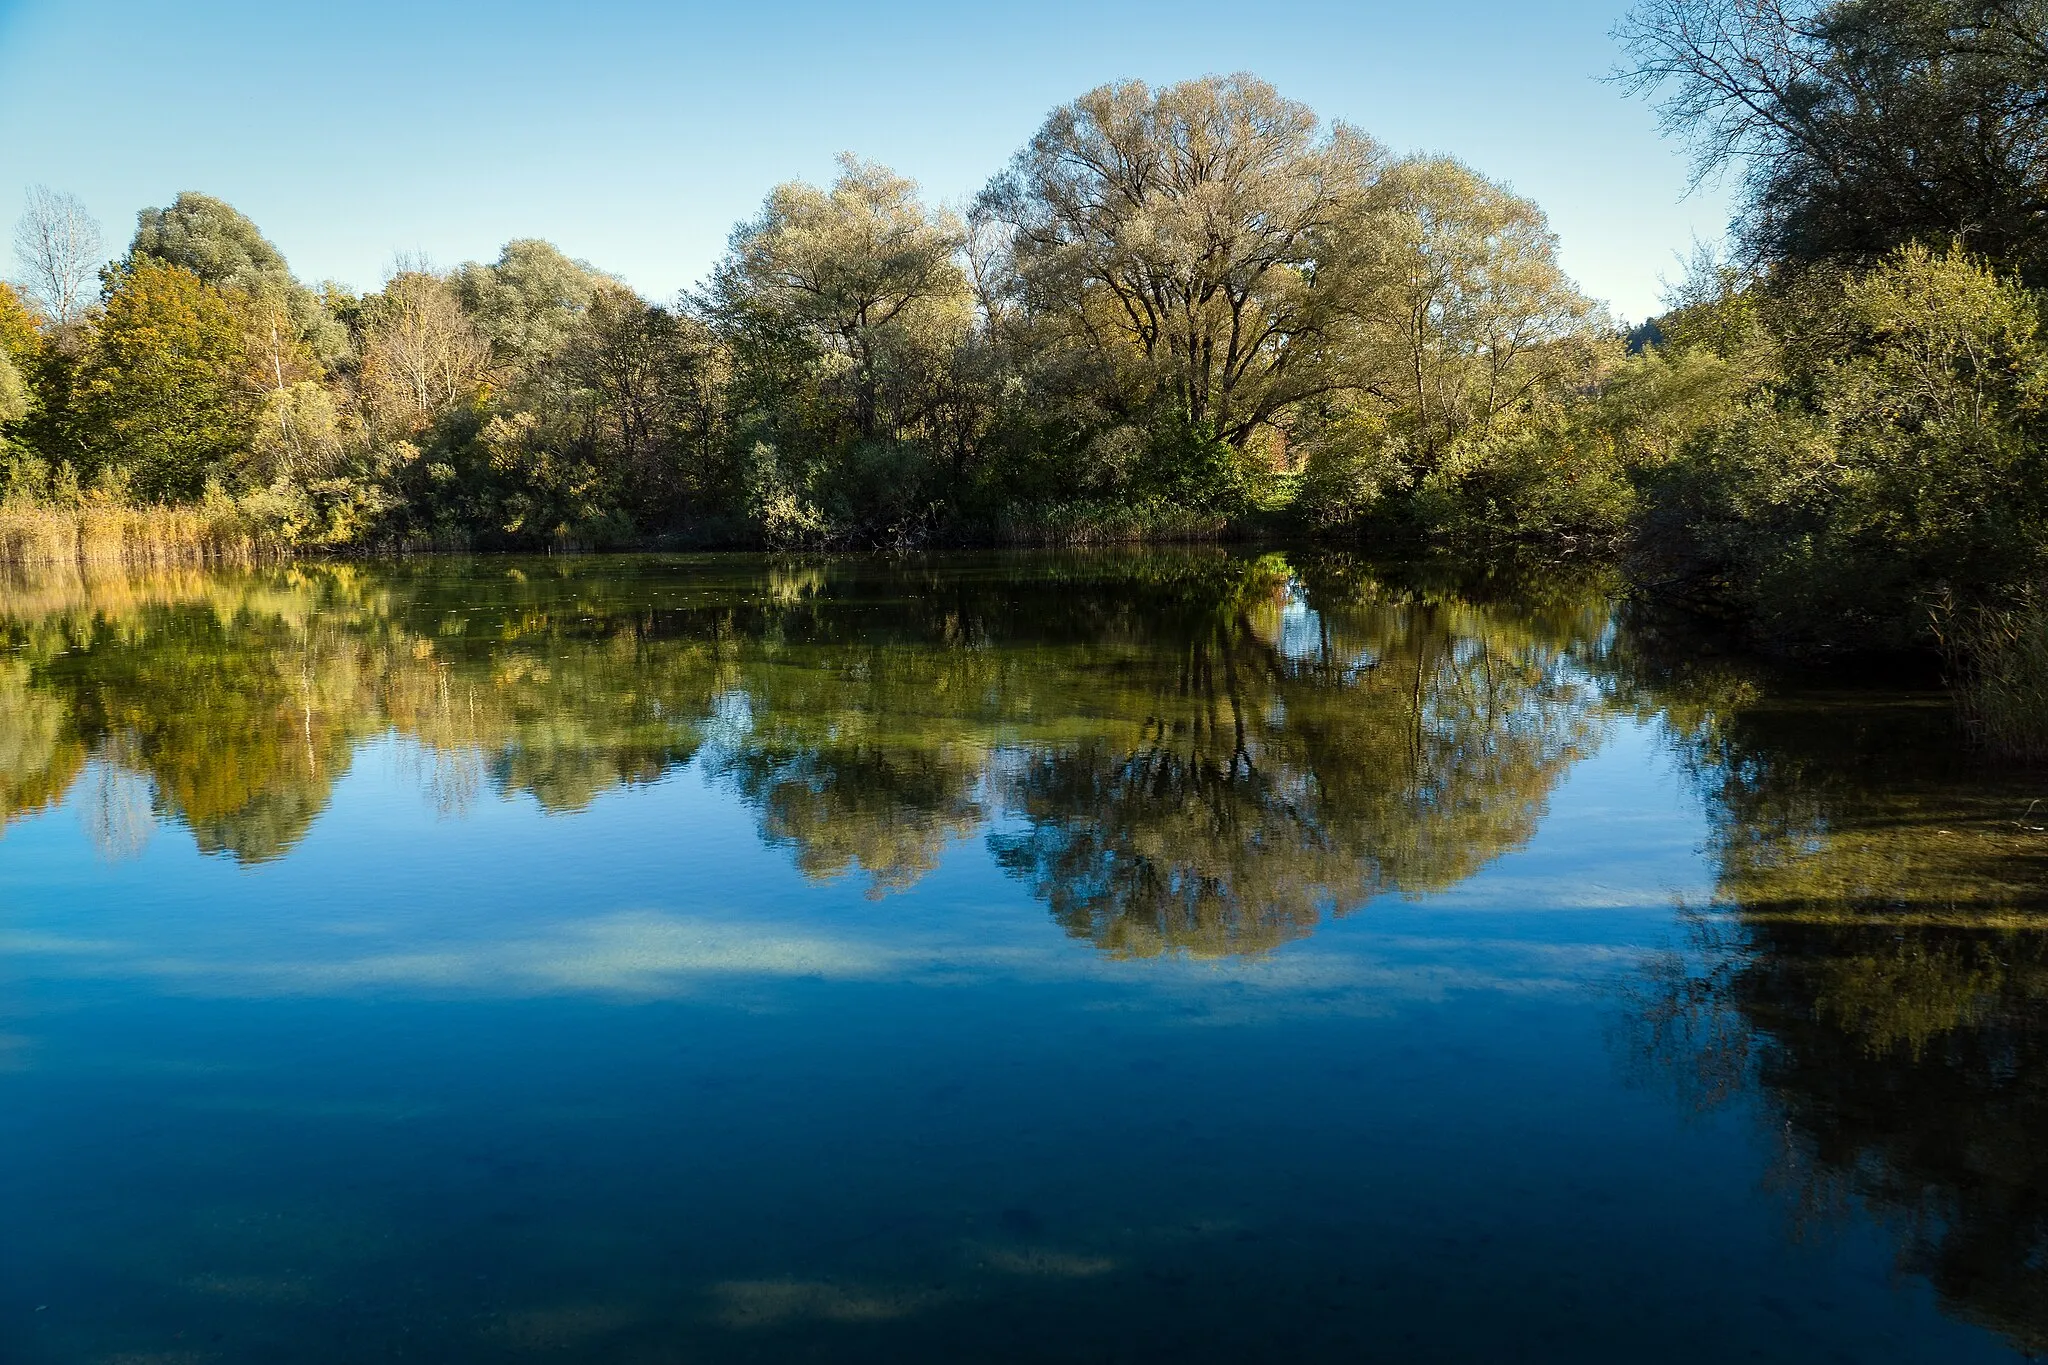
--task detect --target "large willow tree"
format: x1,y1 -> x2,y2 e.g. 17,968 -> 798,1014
977,74 -> 1385,452
710,155 -> 969,447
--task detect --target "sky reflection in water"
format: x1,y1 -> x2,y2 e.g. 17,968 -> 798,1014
1,551 -> 2042,1363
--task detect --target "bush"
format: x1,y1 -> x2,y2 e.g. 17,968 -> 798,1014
1637,245 -> 2048,654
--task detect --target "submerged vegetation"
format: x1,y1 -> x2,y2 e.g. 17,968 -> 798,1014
5,4 -> 2048,751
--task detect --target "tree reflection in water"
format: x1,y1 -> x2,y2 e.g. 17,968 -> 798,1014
1622,675 -> 2048,1356
0,551 -> 1611,946
991,559 -> 1603,955
8,551 -> 2047,1352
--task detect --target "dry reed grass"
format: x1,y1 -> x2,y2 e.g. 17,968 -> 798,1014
0,499 -> 296,571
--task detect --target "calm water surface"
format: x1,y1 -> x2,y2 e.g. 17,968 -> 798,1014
2,551 -> 2043,1362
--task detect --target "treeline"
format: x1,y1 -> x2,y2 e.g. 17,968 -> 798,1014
1606,0 -> 2048,757
7,30 -> 2047,752
0,74 -> 1607,558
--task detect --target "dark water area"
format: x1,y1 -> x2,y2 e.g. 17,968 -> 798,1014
1,550 -> 2044,1363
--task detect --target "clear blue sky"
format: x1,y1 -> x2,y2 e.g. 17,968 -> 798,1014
0,0 -> 1727,322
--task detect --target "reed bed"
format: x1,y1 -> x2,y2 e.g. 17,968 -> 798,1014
0,498 -> 298,570
983,499 -> 1236,548
1940,583 -> 2048,762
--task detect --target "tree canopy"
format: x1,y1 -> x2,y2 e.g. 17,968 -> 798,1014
74,257 -> 258,499
979,75 -> 1385,452
1617,0 -> 2048,280
130,191 -> 343,361
0,80 -> 1620,551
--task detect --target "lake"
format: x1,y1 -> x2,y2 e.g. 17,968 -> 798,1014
2,550 -> 2043,1363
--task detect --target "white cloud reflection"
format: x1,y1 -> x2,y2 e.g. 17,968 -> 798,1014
0,904 -> 1644,1014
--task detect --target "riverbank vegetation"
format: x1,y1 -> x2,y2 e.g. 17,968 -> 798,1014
1609,0 -> 2048,755
7,8 -> 2048,755
0,75 -> 1610,564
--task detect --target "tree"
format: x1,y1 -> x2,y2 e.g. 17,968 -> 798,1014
977,75 -> 1384,451
0,282 -> 44,366
131,191 -> 294,299
130,191 -> 343,361
561,281 -> 722,495
0,282 -> 58,479
711,155 -> 968,445
11,186 -> 104,326
1615,0 -> 2048,280
468,283 -> 725,541
0,351 -> 26,428
247,381 -> 343,486
358,270 -> 491,433
1357,157 -> 1597,463
452,238 -> 601,370
74,258 -> 257,499
1638,244 -> 2048,651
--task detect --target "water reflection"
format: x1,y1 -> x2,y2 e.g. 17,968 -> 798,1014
0,552 -> 1614,952
990,567 -> 1602,956
7,553 -> 2046,1363
1623,671 -> 2048,1356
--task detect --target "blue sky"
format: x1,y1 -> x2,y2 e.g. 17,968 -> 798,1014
0,0 -> 1728,321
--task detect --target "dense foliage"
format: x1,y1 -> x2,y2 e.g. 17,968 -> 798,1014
1613,0 -> 2048,754
0,75 -> 1603,554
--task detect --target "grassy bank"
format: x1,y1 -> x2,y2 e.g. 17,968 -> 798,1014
0,495 -> 1246,566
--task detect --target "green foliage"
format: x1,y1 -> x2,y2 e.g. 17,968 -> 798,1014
0,80 -> 1625,556
452,238 -> 600,369
1619,0 -> 2048,282
742,441 -> 831,547
1608,2 -> 2048,742
474,409 -> 626,544
0,351 -> 27,429
1293,406 -> 1402,529
1640,245 -> 2048,653
248,380 -> 343,487
706,154 -> 975,541
978,76 -> 1386,455
1138,418 -> 1262,513
1279,155 -> 1609,543
130,191 -> 343,363
0,282 -> 43,364
131,192 -> 292,294
0,285 -> 53,460
1413,415 -> 1639,545
74,258 -> 259,501
1937,583 -> 2048,760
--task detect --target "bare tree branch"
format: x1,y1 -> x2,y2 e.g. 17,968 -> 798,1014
12,185 -> 105,325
